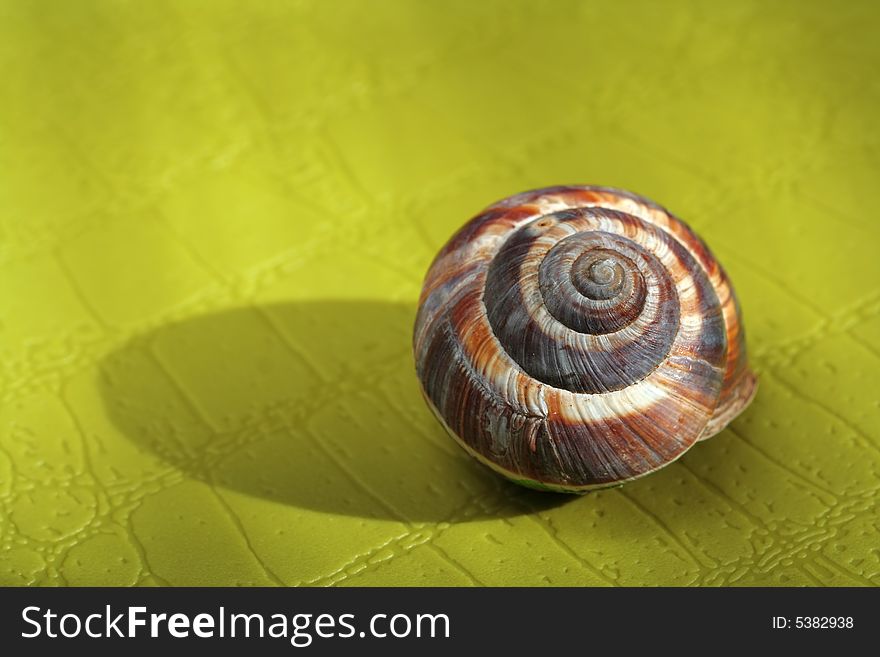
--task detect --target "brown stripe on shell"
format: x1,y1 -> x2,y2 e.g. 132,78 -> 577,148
540,392 -> 704,486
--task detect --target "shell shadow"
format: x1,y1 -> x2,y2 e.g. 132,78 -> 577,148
98,300 -> 572,523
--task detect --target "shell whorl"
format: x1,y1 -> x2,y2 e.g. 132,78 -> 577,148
414,186 -> 757,492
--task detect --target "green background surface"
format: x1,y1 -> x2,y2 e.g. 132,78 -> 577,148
1,0 -> 878,587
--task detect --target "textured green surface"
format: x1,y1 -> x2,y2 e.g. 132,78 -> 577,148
0,0 -> 878,587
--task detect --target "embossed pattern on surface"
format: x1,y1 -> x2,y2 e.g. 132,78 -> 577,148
0,0 -> 878,586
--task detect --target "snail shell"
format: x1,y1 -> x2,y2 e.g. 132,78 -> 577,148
413,186 -> 757,493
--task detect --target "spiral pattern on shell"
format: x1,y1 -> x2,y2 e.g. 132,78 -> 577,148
414,186 -> 757,492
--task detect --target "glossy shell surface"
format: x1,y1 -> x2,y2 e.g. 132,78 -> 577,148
413,186 -> 757,492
